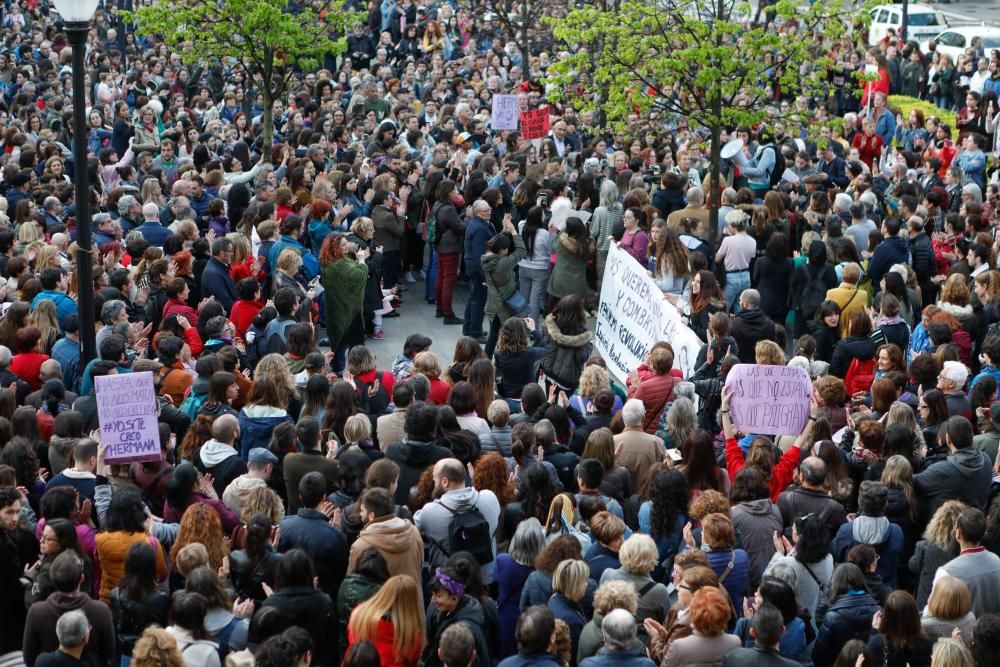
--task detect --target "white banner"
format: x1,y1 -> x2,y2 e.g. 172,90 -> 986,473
595,243 -> 703,382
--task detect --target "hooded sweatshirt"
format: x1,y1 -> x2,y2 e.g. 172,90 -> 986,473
223,474 -> 282,520
833,514 -> 904,587
731,498 -> 784,589
540,314 -> 594,391
385,439 -> 452,506
915,447 -> 994,517
193,439 -> 247,498
349,515 -> 424,608
22,591 -> 116,667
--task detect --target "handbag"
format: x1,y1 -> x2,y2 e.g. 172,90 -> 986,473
503,288 -> 529,316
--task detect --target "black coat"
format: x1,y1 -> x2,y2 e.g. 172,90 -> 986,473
807,319 -> 841,364
752,256 -> 795,324
277,509 -> 348,598
829,336 -> 876,378
261,585 -> 337,666
732,309 -> 777,364
385,439 -> 452,506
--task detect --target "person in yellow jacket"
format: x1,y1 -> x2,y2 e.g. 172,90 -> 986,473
825,262 -> 869,338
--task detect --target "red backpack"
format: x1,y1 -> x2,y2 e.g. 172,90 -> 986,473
845,357 -> 876,397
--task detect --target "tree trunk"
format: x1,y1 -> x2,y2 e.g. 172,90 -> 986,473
261,50 -> 274,154
708,105 -> 722,247
519,0 -> 530,70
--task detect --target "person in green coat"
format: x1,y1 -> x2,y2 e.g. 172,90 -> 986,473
482,214 -> 527,357
548,217 -> 590,310
320,233 -> 369,372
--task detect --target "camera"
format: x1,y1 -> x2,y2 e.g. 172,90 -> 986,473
650,164 -> 662,177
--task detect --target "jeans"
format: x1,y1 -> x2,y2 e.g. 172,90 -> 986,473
723,270 -> 751,313
485,315 -> 502,358
424,245 -> 438,301
331,342 -> 350,373
519,265 -> 549,331
435,251 -> 460,316
464,272 -> 487,336
382,249 -> 401,289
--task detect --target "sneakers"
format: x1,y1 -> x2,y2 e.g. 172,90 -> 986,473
368,328 -> 385,340
404,272 -> 416,284
443,315 -> 463,325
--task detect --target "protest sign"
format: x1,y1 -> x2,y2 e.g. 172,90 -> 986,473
724,364 -> 813,436
95,371 -> 161,464
491,95 -> 519,131
594,243 -> 703,382
519,108 -> 550,140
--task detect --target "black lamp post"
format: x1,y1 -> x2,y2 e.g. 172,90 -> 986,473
54,0 -> 99,364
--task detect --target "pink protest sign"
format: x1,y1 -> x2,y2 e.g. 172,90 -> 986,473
724,364 -> 812,436
95,371 -> 162,464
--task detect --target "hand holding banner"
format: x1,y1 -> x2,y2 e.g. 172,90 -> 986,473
724,364 -> 813,436
95,371 -> 162,464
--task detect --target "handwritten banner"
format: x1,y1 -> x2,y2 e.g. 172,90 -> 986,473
594,243 -> 702,382
491,94 -> 519,131
519,108 -> 550,140
724,364 -> 812,436
95,371 -> 161,464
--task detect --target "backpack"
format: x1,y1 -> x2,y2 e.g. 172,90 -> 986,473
425,211 -> 439,244
800,264 -> 829,321
179,390 -> 208,421
761,144 -> 786,189
430,493 -> 494,566
845,357 -> 876,397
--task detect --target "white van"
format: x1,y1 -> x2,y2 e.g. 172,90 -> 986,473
868,3 -> 949,45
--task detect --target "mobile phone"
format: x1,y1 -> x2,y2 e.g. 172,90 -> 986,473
667,449 -> 683,462
540,193 -> 549,207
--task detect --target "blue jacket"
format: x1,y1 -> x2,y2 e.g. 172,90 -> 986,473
638,502 -> 686,578
133,220 -> 172,247
278,508 -> 348,595
875,109 -> 897,147
580,648 -> 656,667
32,291 -> 78,327
200,257 -> 239,312
812,592 -> 879,667
707,549 -> 751,615
50,336 -> 81,393
833,519 -> 906,588
548,594 -> 586,667
499,654 -> 563,667
868,235 -> 909,288
463,216 -> 492,276
584,542 -> 620,582
972,366 -> 1000,390
189,191 -> 211,222
238,410 -> 293,460
270,235 -> 319,281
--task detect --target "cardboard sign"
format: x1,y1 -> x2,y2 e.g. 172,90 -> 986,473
95,371 -> 162,464
594,243 -> 703,382
519,108 -> 550,140
491,94 -> 519,131
724,364 -> 813,436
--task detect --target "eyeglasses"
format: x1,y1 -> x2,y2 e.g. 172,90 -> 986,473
677,584 -> 691,591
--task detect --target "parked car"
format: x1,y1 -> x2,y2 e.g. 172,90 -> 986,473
920,26 -> 1000,61
868,3 -> 948,45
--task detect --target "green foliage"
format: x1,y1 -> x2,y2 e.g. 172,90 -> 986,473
889,95 -> 956,140
547,0 -> 875,137
129,0 -> 354,147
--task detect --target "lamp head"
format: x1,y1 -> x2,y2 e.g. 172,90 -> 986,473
52,0 -> 98,23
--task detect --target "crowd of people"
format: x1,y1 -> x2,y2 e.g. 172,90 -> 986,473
3,2 -> 1000,667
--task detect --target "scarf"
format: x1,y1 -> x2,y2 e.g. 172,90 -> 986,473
876,314 -> 904,328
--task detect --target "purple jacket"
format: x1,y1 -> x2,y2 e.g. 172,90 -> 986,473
208,215 -> 230,238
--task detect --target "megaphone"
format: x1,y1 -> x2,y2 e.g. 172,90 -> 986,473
721,138 -> 749,169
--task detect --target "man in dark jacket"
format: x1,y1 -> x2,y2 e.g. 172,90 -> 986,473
386,403 -> 452,505
914,416 -> 993,518
22,551 -> 115,667
283,418 -> 339,514
816,143 -> 849,190
867,218 -> 909,290
497,605 -> 562,667
776,457 -> 847,537
200,237 -> 239,312
726,603 -> 811,667
372,189 -> 407,290
579,609 -> 655,667
462,199 -> 493,340
278,472 -> 348,597
192,415 -> 247,496
133,203 -> 172,247
907,216 -> 938,304
0,487 -> 27,657
731,290 -> 777,364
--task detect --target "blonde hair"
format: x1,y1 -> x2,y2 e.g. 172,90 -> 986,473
240,485 -> 284,524
618,533 -> 658,575
592,579 -> 638,615
578,365 -> 610,399
413,351 -> 441,379
253,354 -> 299,402
924,500 -> 967,551
348,575 -> 426,662
131,627 -> 183,667
18,220 -> 40,245
344,413 -> 371,445
881,455 -> 918,522
552,559 -> 590,600
34,244 -> 61,271
927,576 -> 972,621
931,638 -> 973,667
755,340 -> 785,366
277,247 -> 303,274
28,299 -> 59,354
349,216 -> 375,239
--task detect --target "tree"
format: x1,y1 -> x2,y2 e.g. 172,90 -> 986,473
130,0 -> 355,150
548,0 -> 873,241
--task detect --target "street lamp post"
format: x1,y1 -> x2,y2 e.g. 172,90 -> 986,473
52,0 -> 99,364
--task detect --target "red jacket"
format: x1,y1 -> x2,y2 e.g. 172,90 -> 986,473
348,617 -> 420,667
10,352 -> 50,391
427,377 -> 451,405
161,297 -> 197,324
626,373 -> 678,433
725,437 -> 801,502
231,299 -> 263,339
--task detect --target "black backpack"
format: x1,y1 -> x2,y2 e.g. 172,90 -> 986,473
800,264 -> 829,321
432,494 -> 495,565
761,144 -> 786,189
